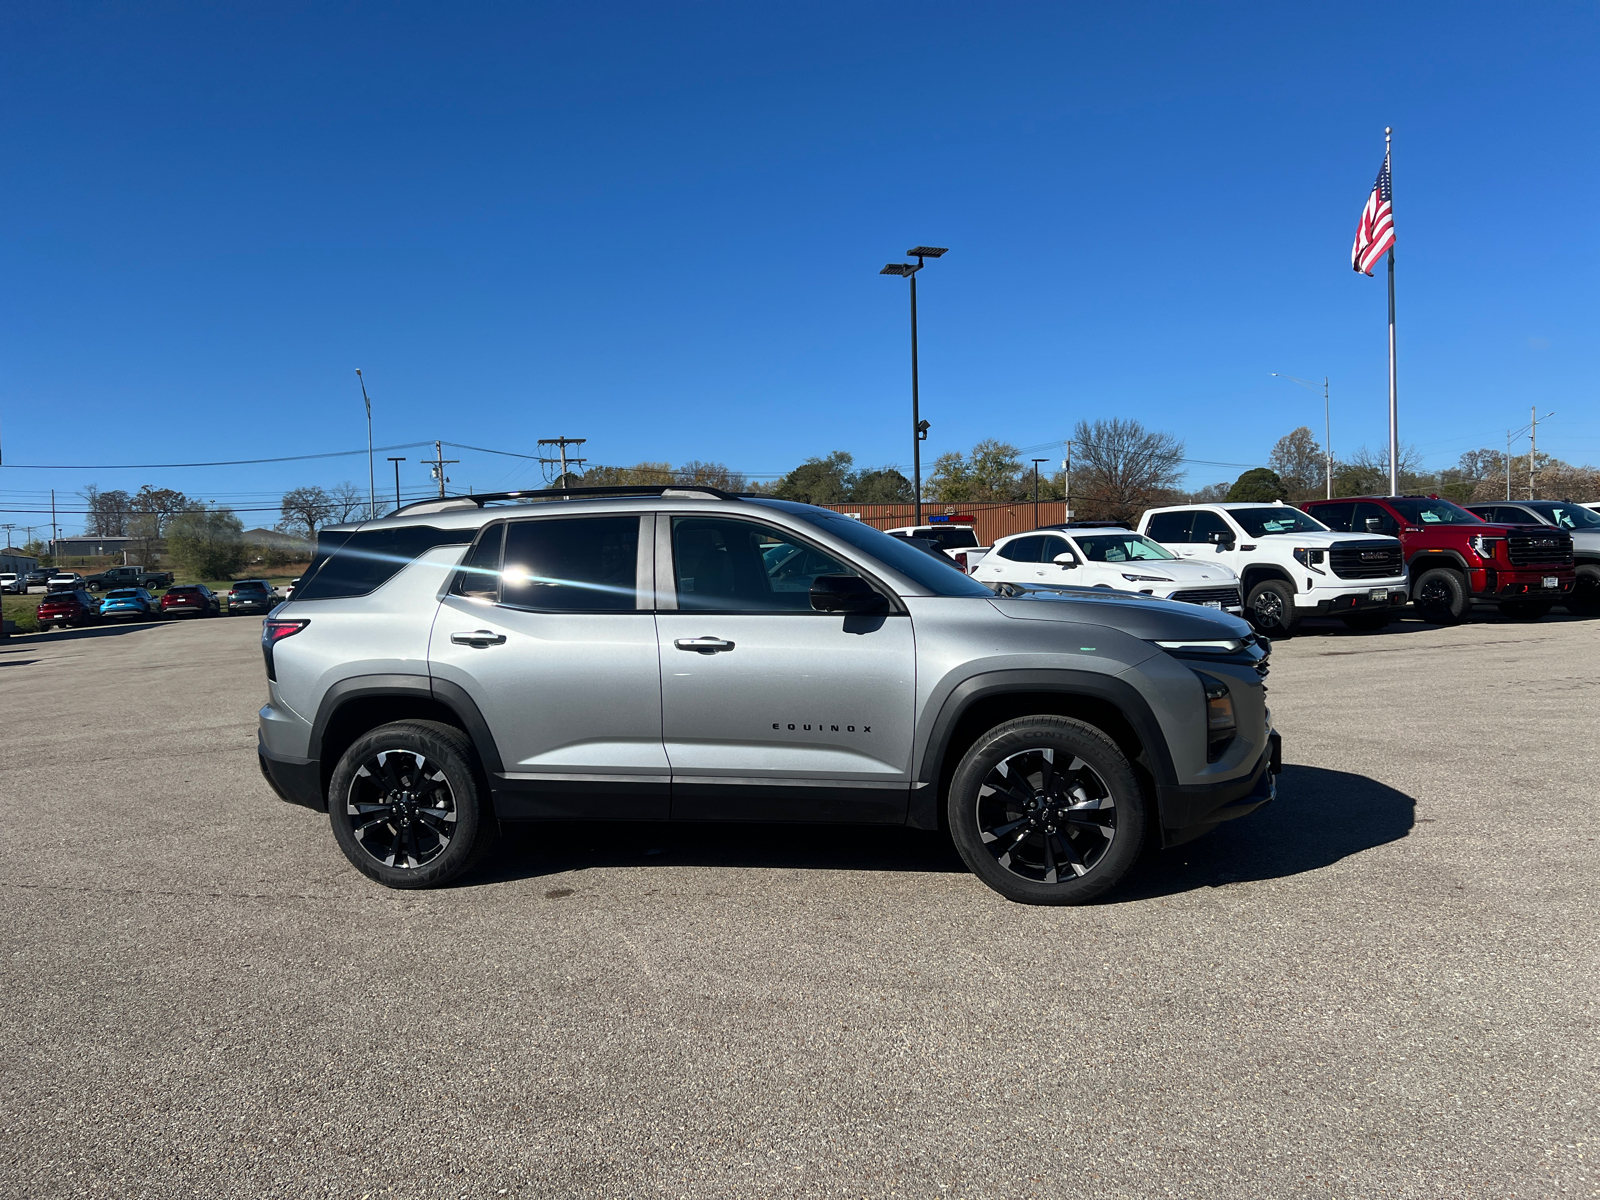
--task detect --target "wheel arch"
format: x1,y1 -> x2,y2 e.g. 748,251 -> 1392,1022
912,670 -> 1176,831
1407,549 -> 1471,581
309,675 -> 504,804
1240,564 -> 1295,596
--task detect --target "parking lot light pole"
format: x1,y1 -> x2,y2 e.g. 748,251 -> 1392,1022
881,247 -> 948,526
1031,459 -> 1049,529
357,370 -> 376,519
1271,373 -> 1332,498
386,457 -> 406,514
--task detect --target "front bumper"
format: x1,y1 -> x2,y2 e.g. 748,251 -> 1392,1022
1156,730 -> 1280,849
1305,587 -> 1408,615
1481,568 -> 1575,600
259,734 -> 324,810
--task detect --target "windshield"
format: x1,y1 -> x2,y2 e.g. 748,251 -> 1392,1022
1229,507 -> 1329,537
1388,498 -> 1482,526
233,581 -> 269,591
1073,533 -> 1177,562
1527,502 -> 1600,530
107,589 -> 138,598
776,506 -> 993,596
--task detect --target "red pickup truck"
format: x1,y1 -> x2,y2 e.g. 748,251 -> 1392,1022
1301,495 -> 1574,622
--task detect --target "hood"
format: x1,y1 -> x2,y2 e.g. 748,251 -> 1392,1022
1105,558 -> 1238,583
988,588 -> 1252,641
1255,531 -> 1398,548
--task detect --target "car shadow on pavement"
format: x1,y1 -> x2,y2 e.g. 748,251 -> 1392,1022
1111,764 -> 1414,902
471,819 -> 967,887
8,619 -> 178,644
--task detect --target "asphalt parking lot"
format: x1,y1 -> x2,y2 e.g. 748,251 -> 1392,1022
2,611 -> 1595,1199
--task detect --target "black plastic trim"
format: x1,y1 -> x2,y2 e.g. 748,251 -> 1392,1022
493,775 -> 670,821
669,780 -> 908,825
305,673 -> 507,778
258,737 -> 324,810
1156,737 -> 1278,848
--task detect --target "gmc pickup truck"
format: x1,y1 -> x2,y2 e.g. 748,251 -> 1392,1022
85,565 -> 175,592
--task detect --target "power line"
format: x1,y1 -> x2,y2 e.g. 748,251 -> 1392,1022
0,442 -> 434,470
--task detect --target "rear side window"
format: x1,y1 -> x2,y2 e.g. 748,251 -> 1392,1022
998,535 -> 1049,562
500,516 -> 640,612
1190,511 -> 1235,542
1144,511 -> 1193,543
295,525 -> 473,601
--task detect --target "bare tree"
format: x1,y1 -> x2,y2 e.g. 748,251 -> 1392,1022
330,481 -> 369,522
81,485 -> 132,537
1071,418 -> 1185,523
278,486 -> 335,540
675,461 -> 747,492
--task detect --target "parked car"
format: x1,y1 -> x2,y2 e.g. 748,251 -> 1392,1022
160,584 -> 221,618
976,523 -> 1244,615
23,569 -> 53,593
1462,500 -> 1600,616
35,588 -> 99,629
1302,495 -> 1575,623
47,571 -> 86,590
0,572 -> 19,595
1138,503 -> 1408,635
283,577 -> 302,599
884,517 -> 990,574
259,486 -> 1280,905
85,564 -> 175,592
99,588 -> 160,621
227,579 -> 277,615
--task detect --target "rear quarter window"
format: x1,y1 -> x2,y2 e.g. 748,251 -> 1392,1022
296,524 -> 474,601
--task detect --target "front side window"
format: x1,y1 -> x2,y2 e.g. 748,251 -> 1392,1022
1310,501 -> 1354,532
1386,498 -> 1482,526
673,517 -> 857,612
778,506 -> 992,596
500,517 -> 639,612
1073,534 -> 1177,562
1351,502 -> 1397,536
1228,507 -> 1327,537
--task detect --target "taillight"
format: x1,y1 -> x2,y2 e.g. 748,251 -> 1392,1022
261,619 -> 308,681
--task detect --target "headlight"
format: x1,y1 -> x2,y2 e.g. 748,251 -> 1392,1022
1197,673 -> 1237,763
1122,573 -> 1174,582
1153,638 -> 1248,653
1469,534 -> 1502,561
1292,547 -> 1326,572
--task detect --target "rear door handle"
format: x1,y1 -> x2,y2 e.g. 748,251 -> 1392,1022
451,630 -> 507,647
674,636 -> 735,653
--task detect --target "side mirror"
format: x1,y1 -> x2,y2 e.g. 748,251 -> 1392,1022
810,574 -> 888,614
1052,551 -> 1079,569
1207,530 -> 1234,548
1364,517 -> 1383,534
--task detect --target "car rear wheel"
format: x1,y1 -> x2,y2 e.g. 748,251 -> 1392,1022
1245,579 -> 1300,636
1499,600 -> 1552,620
1563,564 -> 1600,617
947,716 -> 1146,905
1413,568 -> 1469,624
328,720 -> 498,889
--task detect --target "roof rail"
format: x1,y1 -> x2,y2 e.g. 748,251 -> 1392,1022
389,484 -> 743,518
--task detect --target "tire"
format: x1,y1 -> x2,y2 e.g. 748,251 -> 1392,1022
1341,611 -> 1392,632
328,719 -> 498,889
1499,600 -> 1552,621
1563,564 -> 1600,617
1245,579 -> 1300,636
1413,567 -> 1469,624
947,716 -> 1147,906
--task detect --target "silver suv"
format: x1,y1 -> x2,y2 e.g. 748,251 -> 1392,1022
257,487 -> 1281,905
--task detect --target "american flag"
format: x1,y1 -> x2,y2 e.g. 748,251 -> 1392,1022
1351,153 -> 1395,275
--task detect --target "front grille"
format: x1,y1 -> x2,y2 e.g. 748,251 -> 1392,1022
1506,531 -> 1573,567
1171,585 -> 1241,608
1329,540 -> 1404,579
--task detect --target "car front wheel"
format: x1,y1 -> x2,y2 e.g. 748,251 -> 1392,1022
1246,579 -> 1300,636
947,716 -> 1146,905
1414,568 -> 1469,624
327,720 -> 498,889
1564,564 -> 1600,617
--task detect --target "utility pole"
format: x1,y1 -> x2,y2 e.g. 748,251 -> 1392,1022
387,457 -> 406,513
1062,441 -> 1072,520
538,437 -> 588,489
424,441 -> 459,498
1506,430 -> 1513,500
51,489 -> 58,555
1032,459 -> 1048,529
1530,406 -> 1538,501
356,370 -> 376,519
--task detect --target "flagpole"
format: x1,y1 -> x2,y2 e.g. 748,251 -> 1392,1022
1385,127 -> 1399,497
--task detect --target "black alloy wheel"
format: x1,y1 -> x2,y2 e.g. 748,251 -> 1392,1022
1246,579 -> 1300,636
328,719 -> 497,889
1413,567 -> 1469,624
1564,564 -> 1600,617
948,716 -> 1145,905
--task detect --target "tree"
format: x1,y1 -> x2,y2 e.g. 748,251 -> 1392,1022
1269,427 -> 1326,500
330,481 -> 370,522
581,462 -> 677,488
1187,481 -> 1232,503
772,452 -> 856,505
927,440 -> 1027,503
1226,468 -> 1284,502
81,485 -> 132,537
850,468 -> 913,503
1071,419 -> 1186,523
1332,445 -> 1424,498
279,486 -> 335,539
675,461 -> 747,492
166,506 -> 247,580
128,485 -> 195,535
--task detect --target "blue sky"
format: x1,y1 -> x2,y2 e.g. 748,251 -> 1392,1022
2,2 -> 1596,532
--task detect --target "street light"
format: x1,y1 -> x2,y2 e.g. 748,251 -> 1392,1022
881,246 -> 948,526
356,369 -> 376,519
1031,459 -> 1049,529
387,457 -> 407,514
1270,373 -> 1332,499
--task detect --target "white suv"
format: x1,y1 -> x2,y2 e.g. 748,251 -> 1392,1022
974,524 -> 1242,615
1137,502 -> 1407,635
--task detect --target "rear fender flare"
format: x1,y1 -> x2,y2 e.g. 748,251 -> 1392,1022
308,674 -> 505,776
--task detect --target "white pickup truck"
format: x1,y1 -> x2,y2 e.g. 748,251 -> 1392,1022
884,519 -> 990,574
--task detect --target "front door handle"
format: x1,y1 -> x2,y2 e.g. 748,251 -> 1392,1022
451,630 -> 507,647
674,636 -> 735,653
